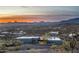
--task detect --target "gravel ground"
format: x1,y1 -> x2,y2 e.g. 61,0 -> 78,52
6,44 -> 57,53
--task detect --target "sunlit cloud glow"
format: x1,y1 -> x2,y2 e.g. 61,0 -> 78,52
0,6 -> 79,23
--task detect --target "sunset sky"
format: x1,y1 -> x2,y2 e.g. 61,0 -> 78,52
0,6 -> 79,23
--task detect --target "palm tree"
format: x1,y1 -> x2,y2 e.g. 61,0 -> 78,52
39,32 -> 51,45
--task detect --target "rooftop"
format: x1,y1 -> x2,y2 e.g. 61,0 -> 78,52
16,36 -> 40,40
48,37 -> 61,41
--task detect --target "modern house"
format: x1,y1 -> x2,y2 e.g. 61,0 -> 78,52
47,37 -> 63,45
16,34 -> 63,45
16,36 -> 40,44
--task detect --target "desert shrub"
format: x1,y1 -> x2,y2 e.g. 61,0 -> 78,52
62,41 -> 70,51
50,45 -> 58,49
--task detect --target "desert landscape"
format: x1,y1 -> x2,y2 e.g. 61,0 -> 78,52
0,6 -> 79,53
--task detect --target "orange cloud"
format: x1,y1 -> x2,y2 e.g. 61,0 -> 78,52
0,19 -> 33,23
0,15 -> 47,23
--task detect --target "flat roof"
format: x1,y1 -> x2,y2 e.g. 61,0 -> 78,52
48,37 -> 61,41
16,36 -> 40,39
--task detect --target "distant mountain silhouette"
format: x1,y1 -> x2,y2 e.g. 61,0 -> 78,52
59,18 -> 79,25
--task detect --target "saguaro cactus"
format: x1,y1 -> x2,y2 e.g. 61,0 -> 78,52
69,33 -> 77,53
70,39 -> 76,53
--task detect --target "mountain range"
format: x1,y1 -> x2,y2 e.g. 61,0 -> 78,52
59,18 -> 79,25
0,17 -> 79,30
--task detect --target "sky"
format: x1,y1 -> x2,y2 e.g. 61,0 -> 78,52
0,6 -> 79,23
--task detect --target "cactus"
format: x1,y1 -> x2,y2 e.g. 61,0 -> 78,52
69,39 -> 76,53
